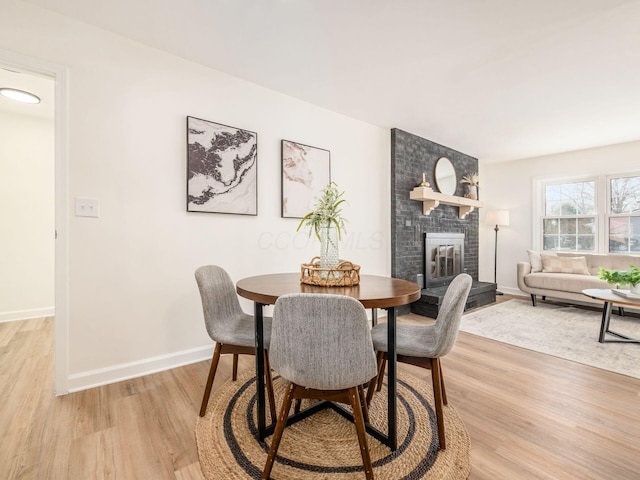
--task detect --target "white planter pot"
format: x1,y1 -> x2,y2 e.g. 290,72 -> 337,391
465,185 -> 478,200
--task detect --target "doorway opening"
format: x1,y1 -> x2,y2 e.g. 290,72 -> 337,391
0,51 -> 69,395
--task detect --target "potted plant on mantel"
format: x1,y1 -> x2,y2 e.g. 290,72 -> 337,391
598,265 -> 640,295
459,172 -> 479,200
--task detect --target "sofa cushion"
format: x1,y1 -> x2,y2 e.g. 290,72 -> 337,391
527,250 -> 544,272
541,254 -> 590,275
525,272 -> 610,292
557,252 -> 640,276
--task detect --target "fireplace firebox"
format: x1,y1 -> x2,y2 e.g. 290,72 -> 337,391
424,233 -> 465,287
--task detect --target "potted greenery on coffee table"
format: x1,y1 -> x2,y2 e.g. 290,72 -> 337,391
598,265 -> 640,294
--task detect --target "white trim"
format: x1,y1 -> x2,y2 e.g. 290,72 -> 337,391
532,176 -> 543,251
500,286 -> 526,297
54,64 -> 70,396
0,308 -> 55,323
67,345 -> 215,393
596,175 -> 607,252
0,49 -> 70,396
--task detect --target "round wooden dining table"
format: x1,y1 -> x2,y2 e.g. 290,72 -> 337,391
237,273 -> 421,309
236,273 -> 421,451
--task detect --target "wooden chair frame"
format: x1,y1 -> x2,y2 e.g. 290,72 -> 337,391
366,352 -> 448,449
263,382 -> 374,480
200,342 -> 277,424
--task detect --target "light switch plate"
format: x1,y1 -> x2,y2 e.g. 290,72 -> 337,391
75,197 -> 100,217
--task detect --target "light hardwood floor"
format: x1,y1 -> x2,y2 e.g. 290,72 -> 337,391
2,300 -> 639,479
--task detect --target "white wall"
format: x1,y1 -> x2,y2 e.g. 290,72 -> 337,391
0,111 -> 55,322
479,140 -> 640,294
0,1 -> 390,390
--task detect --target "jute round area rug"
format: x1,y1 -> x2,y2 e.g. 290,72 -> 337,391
195,369 -> 470,479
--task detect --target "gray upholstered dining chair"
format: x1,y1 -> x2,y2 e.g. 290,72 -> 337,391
195,265 -> 276,421
262,293 -> 378,480
366,273 -> 472,450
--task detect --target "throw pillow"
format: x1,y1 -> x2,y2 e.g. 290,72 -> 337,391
527,250 -> 544,273
541,254 -> 590,275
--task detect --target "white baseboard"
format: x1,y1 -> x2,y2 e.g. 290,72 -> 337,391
499,286 -> 527,297
0,307 -> 55,323
67,344 -> 215,393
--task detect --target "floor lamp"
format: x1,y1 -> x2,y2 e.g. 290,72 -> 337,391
486,210 -> 510,295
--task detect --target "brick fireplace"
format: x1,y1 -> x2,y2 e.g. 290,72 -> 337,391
390,128 -> 496,316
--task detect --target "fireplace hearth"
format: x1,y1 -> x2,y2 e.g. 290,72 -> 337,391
410,281 -> 496,318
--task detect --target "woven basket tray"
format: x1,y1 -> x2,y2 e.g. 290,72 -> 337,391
300,257 -> 361,287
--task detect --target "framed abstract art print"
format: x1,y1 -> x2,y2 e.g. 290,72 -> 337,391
281,139 -> 330,218
187,116 -> 257,215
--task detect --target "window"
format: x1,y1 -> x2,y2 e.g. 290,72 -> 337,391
608,175 -> 640,253
542,180 -> 596,251
537,173 -> 640,255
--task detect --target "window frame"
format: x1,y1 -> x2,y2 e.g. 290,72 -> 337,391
535,171 -> 640,255
606,173 -> 640,254
539,176 -> 599,253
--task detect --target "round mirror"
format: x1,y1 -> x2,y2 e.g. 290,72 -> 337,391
434,157 -> 456,195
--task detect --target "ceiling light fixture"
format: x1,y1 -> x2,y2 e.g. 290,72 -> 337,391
0,88 -> 41,104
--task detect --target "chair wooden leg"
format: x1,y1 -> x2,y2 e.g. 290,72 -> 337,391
357,384 -> 370,424
349,387 -> 374,480
232,354 -> 239,381
200,343 -> 222,417
365,377 -> 376,406
376,357 -> 386,392
431,357 -> 446,450
439,361 -> 447,406
264,351 -> 277,424
294,399 -> 302,414
366,352 -> 384,405
262,382 -> 296,480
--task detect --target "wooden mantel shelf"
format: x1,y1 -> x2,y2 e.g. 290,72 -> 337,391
410,186 -> 484,219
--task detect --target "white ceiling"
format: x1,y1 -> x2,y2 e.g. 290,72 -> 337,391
22,0 -> 640,163
0,67 -> 54,120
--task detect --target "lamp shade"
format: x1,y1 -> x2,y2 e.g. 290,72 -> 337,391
486,210 -> 510,227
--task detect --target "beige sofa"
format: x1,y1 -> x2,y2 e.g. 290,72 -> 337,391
517,252 -> 640,307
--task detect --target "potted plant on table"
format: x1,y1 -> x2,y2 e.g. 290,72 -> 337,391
297,182 -> 347,270
598,265 -> 640,294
